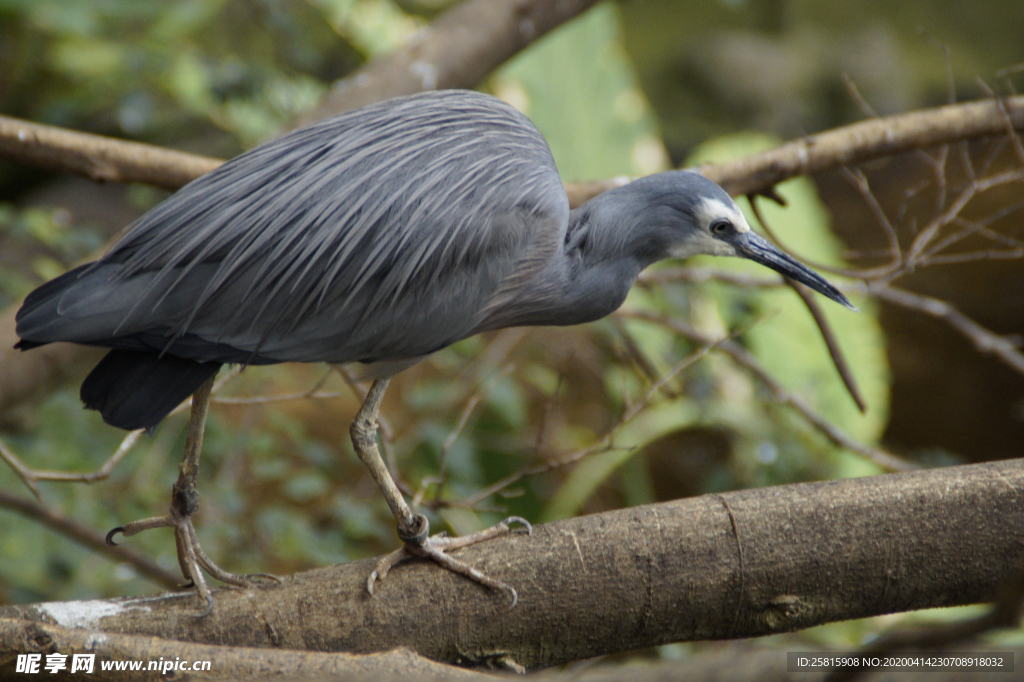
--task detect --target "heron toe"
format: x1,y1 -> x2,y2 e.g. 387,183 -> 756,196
107,497 -> 278,616
367,515 -> 532,607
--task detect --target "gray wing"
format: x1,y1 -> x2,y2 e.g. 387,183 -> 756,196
26,91 -> 569,364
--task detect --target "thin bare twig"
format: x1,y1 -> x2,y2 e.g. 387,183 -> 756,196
836,132 -> 1024,290
21,430 -> 143,485
786,279 -> 867,413
211,368 -> 337,404
0,366 -> 242,494
641,261 -> 1024,384
869,284 -> 1024,375
621,310 -> 915,473
0,438 -> 42,499
841,167 -> 903,274
0,489 -> 181,589
611,317 -> 681,398
841,73 -> 879,118
976,79 -> 1024,165
746,194 -> 867,413
459,336 -> 724,508
410,362 -> 516,509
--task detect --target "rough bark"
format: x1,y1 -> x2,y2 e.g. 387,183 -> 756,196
0,619 -> 489,681
541,648 -> 1024,682
3,621 -> 1013,682
2,459 -> 1021,671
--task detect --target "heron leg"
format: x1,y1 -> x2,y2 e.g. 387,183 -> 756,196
351,378 -> 531,605
106,374 -> 278,614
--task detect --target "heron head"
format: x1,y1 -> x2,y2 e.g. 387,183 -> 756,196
660,173 -> 856,310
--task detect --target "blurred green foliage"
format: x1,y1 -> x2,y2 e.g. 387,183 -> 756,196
618,0 -> 1024,161
492,3 -> 668,180
686,132 -> 891,478
0,0 -> 361,152
0,202 -> 106,308
8,0 -> 998,659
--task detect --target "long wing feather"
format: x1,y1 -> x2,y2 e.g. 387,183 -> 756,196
52,90 -> 570,364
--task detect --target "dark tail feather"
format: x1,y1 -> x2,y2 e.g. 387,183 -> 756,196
15,263 -> 96,350
81,350 -> 222,431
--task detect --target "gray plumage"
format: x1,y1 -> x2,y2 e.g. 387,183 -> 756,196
15,89 -> 852,430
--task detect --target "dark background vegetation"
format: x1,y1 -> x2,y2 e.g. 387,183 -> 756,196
1,0 -> 1023,664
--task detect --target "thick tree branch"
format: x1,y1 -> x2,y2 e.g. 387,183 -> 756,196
0,620 -> 489,681
290,0 -> 600,128
2,97 -> 1021,205
2,621 -> 1004,682
702,95 -> 1024,196
0,117 -> 220,191
2,459 -> 1020,670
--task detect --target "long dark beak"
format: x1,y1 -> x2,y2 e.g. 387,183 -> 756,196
729,232 -> 856,310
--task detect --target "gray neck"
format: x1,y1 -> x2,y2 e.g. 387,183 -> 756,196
485,188 -> 674,330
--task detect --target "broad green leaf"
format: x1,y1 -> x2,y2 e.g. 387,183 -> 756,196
542,399 -> 698,521
686,132 -> 891,449
312,0 -> 423,58
492,3 -> 669,181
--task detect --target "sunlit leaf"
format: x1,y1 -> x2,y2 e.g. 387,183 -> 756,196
687,132 -> 891,453
492,3 -> 668,181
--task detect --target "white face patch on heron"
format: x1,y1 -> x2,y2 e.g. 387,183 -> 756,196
696,197 -> 750,234
665,195 -> 753,260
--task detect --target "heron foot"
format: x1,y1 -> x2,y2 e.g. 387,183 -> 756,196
107,488 -> 280,617
366,514 -> 531,607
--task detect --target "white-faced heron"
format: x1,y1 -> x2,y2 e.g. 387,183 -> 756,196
15,89 -> 853,613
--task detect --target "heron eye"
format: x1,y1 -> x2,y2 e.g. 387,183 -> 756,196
710,220 -> 731,235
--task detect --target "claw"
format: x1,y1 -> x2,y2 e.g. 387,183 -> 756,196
195,593 -> 215,619
367,514 -> 529,605
506,585 -> 519,609
502,516 -> 532,535
105,527 -> 124,546
247,572 -> 283,585
96,375 -> 251,617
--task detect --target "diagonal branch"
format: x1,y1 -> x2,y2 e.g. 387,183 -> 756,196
0,116 -> 220,191
620,310 -> 914,472
746,193 -> 867,413
700,95 -> 1024,196
0,97 -> 1021,208
1,459 -> 1019,669
869,284 -> 1024,375
290,0 -> 601,128
0,490 -> 181,589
